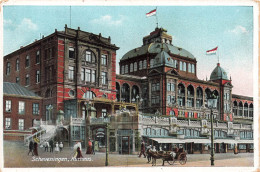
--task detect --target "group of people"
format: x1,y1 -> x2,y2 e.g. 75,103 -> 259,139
28,141 -> 38,156
43,140 -> 63,153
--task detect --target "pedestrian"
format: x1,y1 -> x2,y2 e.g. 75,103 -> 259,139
28,141 -> 34,156
138,140 -> 146,158
49,140 -> 54,153
92,140 -> 95,155
234,144 -> 238,154
146,145 -> 152,163
59,142 -> 63,152
33,142 -> 38,156
44,141 -> 49,152
76,147 -> 83,159
55,142 -> 60,153
86,139 -> 92,154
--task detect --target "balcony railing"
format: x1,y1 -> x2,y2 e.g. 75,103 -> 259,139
90,117 -> 110,125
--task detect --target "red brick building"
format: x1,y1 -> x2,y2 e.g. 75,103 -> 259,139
3,82 -> 43,141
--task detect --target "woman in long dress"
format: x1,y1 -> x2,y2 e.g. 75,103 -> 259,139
55,142 -> 60,153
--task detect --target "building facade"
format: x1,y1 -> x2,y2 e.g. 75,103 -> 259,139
3,26 -> 254,154
3,82 -> 43,141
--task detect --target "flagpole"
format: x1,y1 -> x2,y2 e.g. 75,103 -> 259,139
155,7 -> 158,28
217,46 -> 219,63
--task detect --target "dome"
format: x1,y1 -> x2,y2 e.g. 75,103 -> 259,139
210,63 -> 229,80
121,43 -> 195,61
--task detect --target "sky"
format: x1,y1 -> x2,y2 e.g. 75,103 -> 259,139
3,6 -> 254,96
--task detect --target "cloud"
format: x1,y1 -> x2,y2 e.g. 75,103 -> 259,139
4,18 -> 38,31
229,25 -> 248,34
90,15 -> 125,26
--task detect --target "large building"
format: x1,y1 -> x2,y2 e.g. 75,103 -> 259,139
3,26 -> 254,154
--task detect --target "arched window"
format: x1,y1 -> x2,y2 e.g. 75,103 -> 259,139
180,61 -> 183,71
244,103 -> 248,118
131,85 -> 139,102
188,63 -> 191,72
204,88 -> 211,106
83,91 -> 96,100
178,84 -> 185,107
249,103 -> 253,118
238,102 -> 243,116
196,87 -> 203,108
16,59 -> 19,71
134,62 -> 137,71
121,65 -> 124,74
183,62 -> 186,72
139,61 -> 142,70
121,83 -> 130,102
143,60 -> 147,69
233,101 -> 238,116
125,65 -> 128,74
85,50 -> 96,63
130,63 -> 133,72
187,85 -> 194,107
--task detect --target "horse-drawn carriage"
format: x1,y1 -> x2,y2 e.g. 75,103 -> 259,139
147,148 -> 187,166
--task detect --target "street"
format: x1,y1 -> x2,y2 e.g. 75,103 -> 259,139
3,141 -> 254,168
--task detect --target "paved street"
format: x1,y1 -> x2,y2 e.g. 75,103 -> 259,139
3,141 -> 254,168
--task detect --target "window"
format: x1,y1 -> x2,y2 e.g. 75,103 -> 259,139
125,65 -> 128,74
130,63 -> 133,72
85,50 -> 95,62
18,119 -> 24,130
173,60 -> 177,68
143,60 -> 147,69
188,63 -> 191,72
167,83 -> 171,91
69,47 -> 75,59
16,77 -> 20,84
134,62 -> 137,71
101,54 -> 107,65
191,64 -> 195,73
150,59 -> 154,67
36,51 -> 40,64
36,70 -> 40,83
16,59 -> 20,71
171,83 -> 175,91
156,83 -> 160,90
102,72 -> 108,85
19,101 -> 25,114
26,74 -> 30,86
91,70 -> 96,83
33,103 -> 39,115
183,62 -> 186,71
102,109 -> 107,118
5,100 -> 11,112
85,69 -> 91,82
68,66 -> 75,80
83,91 -> 96,99
81,68 -> 85,81
6,62 -> 10,75
5,118 -> 11,129
139,61 -> 143,70
180,61 -> 183,70
152,83 -> 156,92
121,65 -> 124,74
26,55 -> 30,67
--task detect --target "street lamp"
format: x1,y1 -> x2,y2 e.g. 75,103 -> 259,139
104,120 -> 109,166
207,93 -> 218,166
84,101 -> 91,150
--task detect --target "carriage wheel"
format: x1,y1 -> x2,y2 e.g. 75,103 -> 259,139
167,159 -> 175,165
179,154 -> 187,165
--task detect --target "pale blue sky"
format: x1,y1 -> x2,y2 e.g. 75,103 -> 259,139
3,6 -> 254,96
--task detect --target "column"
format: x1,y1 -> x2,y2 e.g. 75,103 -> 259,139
115,129 -> 118,152
132,131 -> 135,152
185,86 -> 187,107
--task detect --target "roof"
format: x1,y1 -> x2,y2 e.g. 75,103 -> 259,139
210,63 -> 229,80
3,82 -> 41,98
121,43 -> 195,61
152,50 -> 174,68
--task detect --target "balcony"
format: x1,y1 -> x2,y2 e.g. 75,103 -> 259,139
90,117 -> 110,125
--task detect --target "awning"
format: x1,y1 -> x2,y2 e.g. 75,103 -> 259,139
150,138 -> 185,144
184,139 -> 211,144
237,140 -> 254,144
214,139 -> 237,144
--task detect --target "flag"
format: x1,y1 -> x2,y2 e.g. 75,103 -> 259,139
206,46 -> 218,55
146,9 -> 156,17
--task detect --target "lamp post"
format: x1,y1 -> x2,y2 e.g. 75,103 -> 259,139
84,101 -> 91,150
105,121 -> 109,166
207,93 -> 218,166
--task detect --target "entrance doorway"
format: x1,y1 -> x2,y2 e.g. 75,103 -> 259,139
122,136 -> 130,154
